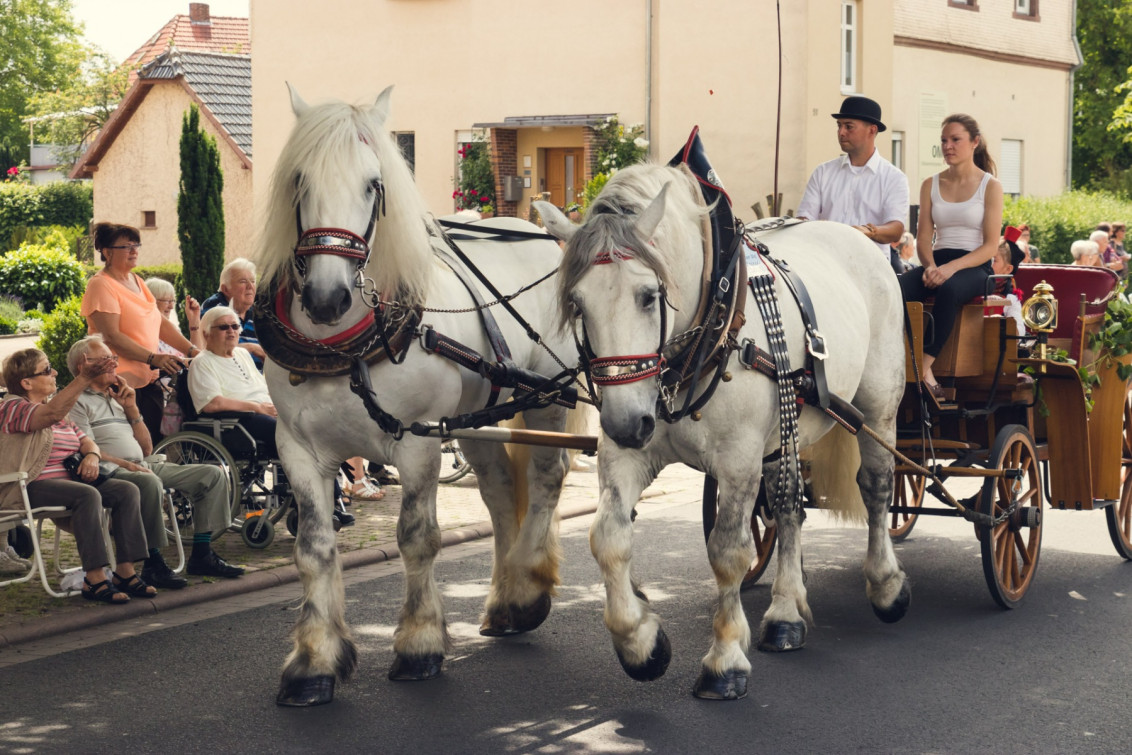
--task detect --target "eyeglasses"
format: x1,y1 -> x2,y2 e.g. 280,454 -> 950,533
213,323 -> 240,332
31,365 -> 57,377
107,243 -> 142,251
155,298 -> 175,305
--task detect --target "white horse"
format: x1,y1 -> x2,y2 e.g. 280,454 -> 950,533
256,87 -> 576,706
536,162 -> 909,700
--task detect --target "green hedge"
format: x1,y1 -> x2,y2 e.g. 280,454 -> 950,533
1004,191 -> 1132,264
0,236 -> 87,311
0,182 -> 93,250
36,295 -> 87,387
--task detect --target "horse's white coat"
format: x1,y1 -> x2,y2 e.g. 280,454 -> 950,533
256,88 -> 576,698
538,162 -> 908,696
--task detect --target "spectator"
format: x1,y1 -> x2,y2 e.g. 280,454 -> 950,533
67,336 -> 243,583
890,232 -> 917,273
899,114 -> 1003,400
993,229 -> 1027,335
1016,223 -> 1040,263
0,348 -> 150,604
1091,229 -> 1121,272
188,307 -> 354,528
81,223 -> 201,444
1112,222 -> 1130,279
796,95 -> 909,256
1070,239 -> 1102,266
200,258 -> 265,370
145,277 -> 203,354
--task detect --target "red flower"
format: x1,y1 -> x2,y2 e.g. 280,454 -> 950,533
6,166 -> 17,176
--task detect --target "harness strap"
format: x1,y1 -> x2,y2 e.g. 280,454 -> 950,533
438,218 -> 558,242
761,253 -> 830,409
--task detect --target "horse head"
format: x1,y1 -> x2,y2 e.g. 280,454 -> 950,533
539,168 -> 705,449
258,85 -> 432,333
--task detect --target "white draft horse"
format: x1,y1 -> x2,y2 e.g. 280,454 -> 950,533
536,163 -> 909,700
257,87 -> 575,706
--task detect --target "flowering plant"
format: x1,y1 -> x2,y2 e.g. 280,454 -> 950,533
4,165 -> 29,183
581,116 -> 649,211
453,138 -> 496,211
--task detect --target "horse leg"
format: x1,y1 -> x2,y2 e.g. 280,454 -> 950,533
757,459 -> 812,653
388,446 -> 451,680
693,472 -> 757,700
591,449 -> 670,681
858,429 -> 910,623
276,437 -> 356,707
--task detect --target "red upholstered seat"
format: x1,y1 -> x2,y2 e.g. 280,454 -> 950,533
1012,264 -> 1119,340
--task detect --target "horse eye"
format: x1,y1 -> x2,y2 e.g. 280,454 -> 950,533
641,290 -> 658,309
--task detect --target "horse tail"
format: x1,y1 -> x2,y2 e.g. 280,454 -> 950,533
806,425 -> 867,524
563,405 -> 597,473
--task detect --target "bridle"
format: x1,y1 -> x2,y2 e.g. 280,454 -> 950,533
291,177 -> 385,281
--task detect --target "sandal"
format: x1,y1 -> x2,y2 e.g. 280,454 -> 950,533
112,571 -> 157,598
346,478 -> 385,501
82,577 -> 130,604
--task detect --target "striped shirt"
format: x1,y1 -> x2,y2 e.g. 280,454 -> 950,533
0,396 -> 86,481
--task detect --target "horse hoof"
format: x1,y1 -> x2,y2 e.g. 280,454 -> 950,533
510,592 -> 552,633
616,627 -> 672,682
872,579 -> 911,624
388,653 -> 444,681
692,668 -> 749,700
275,675 -> 335,707
479,619 -> 518,637
757,620 -> 806,652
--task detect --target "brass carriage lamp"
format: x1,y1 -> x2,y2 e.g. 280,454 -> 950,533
1021,281 -> 1058,361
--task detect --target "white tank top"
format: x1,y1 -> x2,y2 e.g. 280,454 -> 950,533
931,171 -> 991,251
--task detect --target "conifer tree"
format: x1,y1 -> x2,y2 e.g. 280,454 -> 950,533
178,104 -> 225,302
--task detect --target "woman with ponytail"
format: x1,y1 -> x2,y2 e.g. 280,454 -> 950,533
899,113 -> 1003,399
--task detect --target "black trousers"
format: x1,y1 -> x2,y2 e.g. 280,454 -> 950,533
136,381 -> 166,445
899,248 -> 991,358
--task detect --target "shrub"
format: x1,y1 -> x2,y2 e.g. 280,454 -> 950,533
1004,190 -> 1132,264
0,293 -> 22,321
0,235 -> 87,311
454,138 -> 495,211
6,224 -> 87,256
0,316 -> 16,335
0,182 -> 92,251
36,295 -> 87,387
0,183 -> 43,246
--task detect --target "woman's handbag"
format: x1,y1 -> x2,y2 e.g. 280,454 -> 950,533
62,452 -> 111,486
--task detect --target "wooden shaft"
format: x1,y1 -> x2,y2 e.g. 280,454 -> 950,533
423,425 -> 599,452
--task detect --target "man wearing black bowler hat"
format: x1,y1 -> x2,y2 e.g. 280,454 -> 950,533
797,95 -> 909,264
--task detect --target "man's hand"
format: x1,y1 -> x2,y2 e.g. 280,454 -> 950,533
76,355 -> 117,382
118,460 -> 153,474
78,453 -> 101,482
853,223 -> 879,241
110,376 -> 137,407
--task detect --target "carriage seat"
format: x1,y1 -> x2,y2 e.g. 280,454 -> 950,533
1013,264 -> 1119,367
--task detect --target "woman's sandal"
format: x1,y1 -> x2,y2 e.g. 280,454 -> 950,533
921,380 -> 950,411
82,577 -> 130,604
112,571 -> 157,598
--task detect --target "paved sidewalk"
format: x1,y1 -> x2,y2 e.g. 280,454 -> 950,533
0,461 -> 705,649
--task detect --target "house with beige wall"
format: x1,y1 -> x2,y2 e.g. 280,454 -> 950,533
250,0 -> 1078,227
73,50 -> 253,266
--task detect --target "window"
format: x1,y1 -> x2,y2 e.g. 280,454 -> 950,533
840,1 -> 858,94
142,211 -> 156,229
891,131 -> 905,172
1000,139 -> 1023,197
1014,0 -> 1038,20
948,0 -> 978,10
395,132 -> 415,175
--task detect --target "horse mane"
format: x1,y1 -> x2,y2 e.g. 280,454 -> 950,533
255,97 -> 433,307
557,163 -> 707,329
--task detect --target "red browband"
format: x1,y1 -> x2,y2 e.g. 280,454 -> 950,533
589,353 -> 665,386
593,249 -> 634,265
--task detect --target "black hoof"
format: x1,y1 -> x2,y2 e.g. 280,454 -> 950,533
388,653 -> 444,681
509,592 -> 552,633
757,620 -> 807,653
872,579 -> 911,624
616,627 -> 672,682
692,668 -> 749,700
275,675 -> 335,707
479,617 -> 518,637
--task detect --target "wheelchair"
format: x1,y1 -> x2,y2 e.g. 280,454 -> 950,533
151,367 -> 314,549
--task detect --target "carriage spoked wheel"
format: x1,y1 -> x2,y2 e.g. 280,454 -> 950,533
702,476 -> 777,588
152,431 -> 240,544
890,468 -> 925,541
1105,391 -> 1132,559
977,425 -> 1043,609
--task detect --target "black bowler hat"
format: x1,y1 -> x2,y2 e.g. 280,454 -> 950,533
831,96 -> 886,132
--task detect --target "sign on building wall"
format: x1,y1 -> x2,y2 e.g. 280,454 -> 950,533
918,92 -> 949,185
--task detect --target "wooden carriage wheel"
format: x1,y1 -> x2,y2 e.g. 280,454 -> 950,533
890,469 -> 925,541
978,425 -> 1043,609
702,476 -> 777,588
1105,391 -> 1132,560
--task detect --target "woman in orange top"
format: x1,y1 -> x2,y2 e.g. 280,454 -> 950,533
81,223 -> 201,442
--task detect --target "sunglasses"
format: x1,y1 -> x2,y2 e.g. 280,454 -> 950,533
31,365 -> 57,377
107,243 -> 142,251
213,323 -> 241,332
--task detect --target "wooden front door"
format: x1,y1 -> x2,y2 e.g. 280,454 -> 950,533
545,148 -> 585,208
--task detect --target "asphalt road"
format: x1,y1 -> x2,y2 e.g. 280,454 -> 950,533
2,493 -> 1130,754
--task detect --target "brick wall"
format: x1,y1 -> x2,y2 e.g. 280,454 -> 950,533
583,126 -> 599,183
490,128 -> 517,217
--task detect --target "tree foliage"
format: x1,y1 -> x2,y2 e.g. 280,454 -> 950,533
177,104 -> 225,302
0,0 -> 82,165
1073,0 -> 1132,193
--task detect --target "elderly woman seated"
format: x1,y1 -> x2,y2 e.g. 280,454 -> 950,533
0,348 -> 153,603
1070,239 -> 1102,267
188,307 -> 354,526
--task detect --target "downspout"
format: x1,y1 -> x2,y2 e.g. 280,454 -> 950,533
1067,0 -> 1083,190
645,0 -> 653,151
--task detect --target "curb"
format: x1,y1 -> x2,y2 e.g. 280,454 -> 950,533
0,500 -> 597,650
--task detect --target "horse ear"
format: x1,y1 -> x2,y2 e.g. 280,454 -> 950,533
374,85 -> 395,126
287,82 -> 309,117
533,201 -> 577,243
636,183 -> 669,242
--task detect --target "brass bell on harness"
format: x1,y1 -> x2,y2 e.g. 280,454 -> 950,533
691,411 -> 703,421
721,371 -> 733,382
289,372 -> 307,386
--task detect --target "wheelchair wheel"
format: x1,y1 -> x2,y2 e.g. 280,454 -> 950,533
439,439 -> 472,484
153,431 -> 241,544
241,513 -> 275,549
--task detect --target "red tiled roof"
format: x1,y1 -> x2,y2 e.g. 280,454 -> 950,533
123,10 -> 249,82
